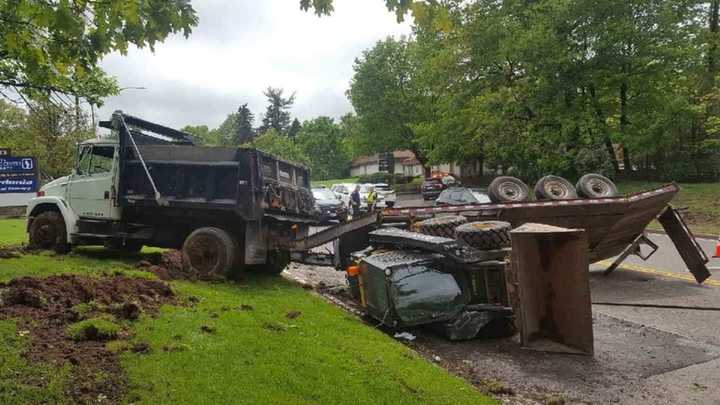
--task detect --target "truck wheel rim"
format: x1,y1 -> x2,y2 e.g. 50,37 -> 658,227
186,235 -> 221,273
35,224 -> 58,248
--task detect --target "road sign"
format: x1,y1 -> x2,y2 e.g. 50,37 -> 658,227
0,156 -> 38,193
0,175 -> 37,193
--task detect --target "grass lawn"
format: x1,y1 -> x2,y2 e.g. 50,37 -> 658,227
311,177 -> 359,188
0,218 -> 26,246
0,219 -> 494,405
617,181 -> 720,236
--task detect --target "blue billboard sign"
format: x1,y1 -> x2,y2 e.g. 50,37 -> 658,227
0,175 -> 37,193
0,157 -> 36,173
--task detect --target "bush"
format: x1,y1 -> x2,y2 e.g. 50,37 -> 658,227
66,318 -> 121,341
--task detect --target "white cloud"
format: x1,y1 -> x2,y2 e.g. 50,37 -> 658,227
96,0 -> 411,129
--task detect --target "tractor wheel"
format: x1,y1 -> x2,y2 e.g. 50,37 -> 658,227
182,227 -> 237,277
29,211 -> 70,253
455,221 -> 512,251
534,175 -> 578,200
488,176 -> 530,203
576,173 -> 618,198
417,215 -> 468,238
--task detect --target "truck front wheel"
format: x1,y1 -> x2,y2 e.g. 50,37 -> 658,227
182,227 -> 237,277
29,211 -> 70,253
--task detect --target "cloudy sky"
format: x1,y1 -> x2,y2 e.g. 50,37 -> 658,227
96,0 -> 411,130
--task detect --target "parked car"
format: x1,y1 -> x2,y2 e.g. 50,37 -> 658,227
435,187 -> 491,206
373,183 -> 396,207
360,183 -> 386,209
421,178 -> 445,200
312,187 -> 348,222
330,183 -> 356,207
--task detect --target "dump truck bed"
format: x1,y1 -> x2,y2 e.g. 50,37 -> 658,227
109,113 -> 315,222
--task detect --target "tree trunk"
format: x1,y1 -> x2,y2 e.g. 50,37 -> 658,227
620,82 -> 631,172
707,0 -> 719,88
589,85 -> 620,173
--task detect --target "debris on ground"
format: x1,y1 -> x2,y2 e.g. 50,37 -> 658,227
286,310 -> 302,319
238,304 -> 254,311
393,332 -> 416,341
135,250 -> 219,281
0,245 -> 23,259
0,274 -> 176,404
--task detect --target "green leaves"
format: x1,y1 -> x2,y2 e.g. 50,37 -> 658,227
0,0 -> 198,106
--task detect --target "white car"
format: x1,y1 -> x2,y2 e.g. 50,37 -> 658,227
373,183 -> 396,207
330,183 -> 356,207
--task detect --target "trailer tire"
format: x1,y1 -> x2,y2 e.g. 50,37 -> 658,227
455,221 -> 511,251
29,211 -> 70,253
488,176 -> 530,203
417,215 -> 468,238
263,249 -> 291,275
534,175 -> 578,200
576,173 -> 618,198
182,227 -> 237,277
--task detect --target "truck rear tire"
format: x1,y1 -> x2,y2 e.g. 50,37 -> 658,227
455,221 -> 512,251
182,227 -> 237,277
29,211 -> 70,253
263,249 -> 291,275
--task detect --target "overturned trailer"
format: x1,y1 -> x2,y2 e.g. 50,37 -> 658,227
289,183 -> 712,342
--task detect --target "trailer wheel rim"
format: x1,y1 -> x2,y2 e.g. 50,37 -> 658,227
544,180 -> 571,199
185,235 -> 221,274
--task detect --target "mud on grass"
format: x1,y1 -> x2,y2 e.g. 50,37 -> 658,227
0,274 -> 177,404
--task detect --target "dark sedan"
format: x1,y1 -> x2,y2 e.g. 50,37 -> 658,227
421,178 -> 445,200
312,188 -> 348,222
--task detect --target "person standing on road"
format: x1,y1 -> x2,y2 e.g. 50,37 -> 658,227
367,185 -> 378,212
350,185 -> 361,217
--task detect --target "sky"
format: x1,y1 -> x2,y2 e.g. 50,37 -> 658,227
96,0 -> 411,130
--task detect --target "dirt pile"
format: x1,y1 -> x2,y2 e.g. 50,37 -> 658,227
136,250 -> 219,281
0,274 -> 176,404
0,245 -> 24,259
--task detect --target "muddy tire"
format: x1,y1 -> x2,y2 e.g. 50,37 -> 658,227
488,176 -> 530,203
105,239 -> 143,253
417,215 -> 468,238
29,211 -> 69,253
576,173 -> 618,198
534,175 -> 578,200
263,249 -> 291,275
455,221 -> 512,251
182,227 -> 237,277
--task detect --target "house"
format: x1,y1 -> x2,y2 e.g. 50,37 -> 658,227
350,150 -> 484,178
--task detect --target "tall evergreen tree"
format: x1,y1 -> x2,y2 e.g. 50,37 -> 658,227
288,118 -> 302,139
259,87 -> 295,135
235,104 -> 255,145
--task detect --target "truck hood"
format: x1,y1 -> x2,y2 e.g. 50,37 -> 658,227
42,175 -> 70,191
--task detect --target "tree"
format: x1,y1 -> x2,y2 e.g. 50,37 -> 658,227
259,87 -> 295,135
253,129 -> 309,164
288,118 -> 302,139
0,101 -> 92,179
297,117 -> 350,179
349,37 -> 433,175
181,125 -> 220,146
236,104 -> 255,145
0,0 -> 198,107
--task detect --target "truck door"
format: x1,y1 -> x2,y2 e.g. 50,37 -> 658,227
68,145 -> 121,220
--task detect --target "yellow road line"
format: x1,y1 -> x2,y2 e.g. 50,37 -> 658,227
596,260 -> 720,288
